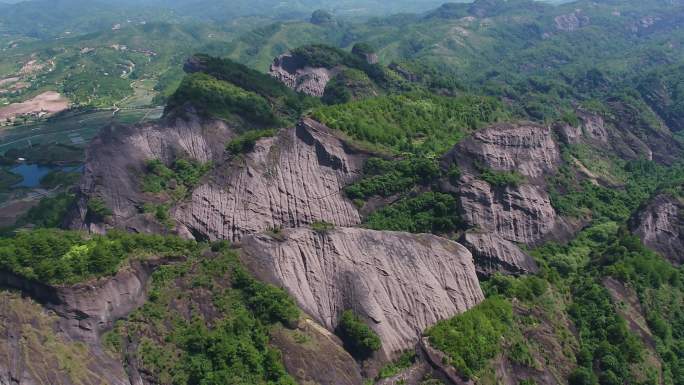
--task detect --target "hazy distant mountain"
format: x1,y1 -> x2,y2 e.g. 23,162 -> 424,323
0,0 -> 452,38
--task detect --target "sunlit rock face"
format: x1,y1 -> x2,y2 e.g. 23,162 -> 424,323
241,227 -> 485,359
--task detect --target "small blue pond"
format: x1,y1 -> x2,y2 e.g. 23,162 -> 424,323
10,164 -> 83,188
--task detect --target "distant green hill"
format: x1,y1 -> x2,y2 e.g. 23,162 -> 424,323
0,22 -> 237,107
224,0 -> 684,126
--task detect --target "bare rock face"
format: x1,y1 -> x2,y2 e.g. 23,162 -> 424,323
445,122 -> 561,181
0,259 -> 174,385
554,10 -> 590,31
579,112 -> 609,143
557,110 -> 681,165
68,109 -> 235,234
631,194 -> 684,265
241,227 -> 484,358
0,291 -> 131,385
554,122 -> 583,145
0,259 -> 165,343
457,174 -> 564,245
461,231 -> 538,277
269,53 -> 339,97
443,122 -> 567,246
70,111 -> 364,243
271,318 -> 364,385
175,118 -> 367,242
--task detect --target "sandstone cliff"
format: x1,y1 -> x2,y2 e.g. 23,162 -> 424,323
269,53 -> 339,97
461,231 -> 538,277
174,118 -> 368,241
0,259 -> 172,385
0,291 -> 130,385
442,122 -> 569,247
70,111 -> 366,243
241,227 -> 484,358
68,108 -> 235,234
0,259 -> 169,344
631,194 -> 684,265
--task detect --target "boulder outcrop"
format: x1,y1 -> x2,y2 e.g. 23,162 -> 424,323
269,53 -> 339,97
175,118 -> 367,241
461,231 -> 538,277
241,227 -> 484,358
631,194 -> 684,265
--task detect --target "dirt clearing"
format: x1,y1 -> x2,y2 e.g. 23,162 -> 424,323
0,91 -> 69,121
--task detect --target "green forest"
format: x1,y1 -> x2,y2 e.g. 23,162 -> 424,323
2,0 -> 684,384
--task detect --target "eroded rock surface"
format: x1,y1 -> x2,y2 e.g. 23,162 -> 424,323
175,118 -> 367,241
457,175 -> 565,245
271,318 -> 364,385
631,194 -> 684,265
0,291 -> 130,385
70,113 -> 366,242
269,53 -> 339,96
0,259 -> 165,343
241,227 -> 484,358
443,122 -> 568,246
444,122 -> 561,181
68,109 -> 235,234
461,231 -> 538,277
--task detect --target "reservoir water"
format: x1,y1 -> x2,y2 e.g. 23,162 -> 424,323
10,164 -> 82,188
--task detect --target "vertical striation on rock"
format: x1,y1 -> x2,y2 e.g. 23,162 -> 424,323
0,259 -> 167,343
457,174 -> 563,245
444,122 -> 561,181
631,194 -> 684,265
461,231 -> 538,277
175,118 -> 367,241
443,122 -> 568,246
68,110 -> 236,234
241,227 -> 484,358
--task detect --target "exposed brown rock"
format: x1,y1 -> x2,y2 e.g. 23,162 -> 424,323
241,227 -> 484,359
0,259 -> 170,343
443,122 -> 568,246
174,118 -> 367,242
631,194 -> 684,265
461,231 -> 538,277
554,122 -> 583,146
456,174 -> 565,245
68,108 -> 236,234
603,277 -> 664,383
0,258 -> 180,385
269,53 -> 340,97
271,318 -> 364,385
444,122 -> 561,182
0,291 -> 130,385
70,114 -> 366,242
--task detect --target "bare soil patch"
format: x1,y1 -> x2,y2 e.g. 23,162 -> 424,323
0,91 -> 69,121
